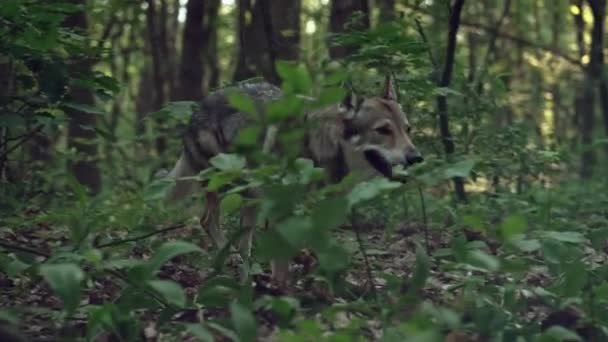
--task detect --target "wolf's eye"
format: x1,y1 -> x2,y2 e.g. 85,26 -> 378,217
375,125 -> 392,136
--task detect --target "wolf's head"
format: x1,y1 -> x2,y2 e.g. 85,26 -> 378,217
340,75 -> 423,178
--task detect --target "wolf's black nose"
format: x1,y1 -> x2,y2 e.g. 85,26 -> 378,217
406,151 -> 424,165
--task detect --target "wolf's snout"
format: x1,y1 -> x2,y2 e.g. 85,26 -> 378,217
405,149 -> 424,165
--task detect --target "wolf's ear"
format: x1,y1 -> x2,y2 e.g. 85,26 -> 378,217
382,74 -> 397,101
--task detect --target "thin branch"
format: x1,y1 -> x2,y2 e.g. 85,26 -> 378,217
352,212 -> 377,300
0,125 -> 44,160
417,187 -> 430,252
0,239 -> 50,258
405,4 -> 581,66
414,18 -> 439,72
96,223 -> 186,249
474,0 -> 512,89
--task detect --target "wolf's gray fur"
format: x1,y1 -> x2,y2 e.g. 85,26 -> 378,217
165,77 -> 423,284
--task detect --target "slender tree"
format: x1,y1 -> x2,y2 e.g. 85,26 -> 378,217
176,0 -> 206,101
578,0 -> 605,178
328,0 -> 370,59
437,0 -> 467,202
64,0 -> 101,194
203,0 -> 221,93
145,0 -> 168,154
233,0 -> 301,84
378,0 -> 396,22
587,0 -> 608,158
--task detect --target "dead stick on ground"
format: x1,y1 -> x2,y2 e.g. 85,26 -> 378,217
96,223 -> 186,248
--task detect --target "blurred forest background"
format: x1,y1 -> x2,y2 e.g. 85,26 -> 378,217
3,0 -> 608,341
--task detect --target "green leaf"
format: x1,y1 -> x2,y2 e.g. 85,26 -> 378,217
150,101 -> 198,121
444,159 -> 476,178
0,114 -> 25,128
409,243 -> 429,291
230,301 -> 257,342
143,178 -> 175,202
39,263 -> 84,314
467,250 -> 500,272
462,215 -> 485,231
316,243 -> 350,273
277,216 -> 313,250
147,280 -> 186,308
541,231 -> 586,243
317,87 -> 347,106
235,126 -> 262,147
210,153 -> 246,171
588,228 -> 608,249
539,326 -> 582,342
276,61 -> 312,93
138,241 -> 203,279
198,276 -> 241,307
185,324 -> 215,342
593,282 -> 608,301
311,197 -> 349,232
347,178 -> 401,208
500,214 -> 527,240
220,193 -> 243,216
227,92 -> 257,115
63,102 -> 107,115
561,260 -> 587,297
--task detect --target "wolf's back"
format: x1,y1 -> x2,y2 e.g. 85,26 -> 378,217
166,82 -> 282,202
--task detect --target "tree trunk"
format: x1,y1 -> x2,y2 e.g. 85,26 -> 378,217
436,0 -> 467,202
176,0 -> 206,101
329,0 -> 370,59
587,0 -> 608,158
378,0 -> 396,22
203,0 -> 221,93
233,0 -> 301,84
64,0 -> 102,194
145,0 -> 168,155
580,0 -> 605,178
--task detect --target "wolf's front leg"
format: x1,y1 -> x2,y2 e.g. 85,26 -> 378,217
200,191 -> 227,247
238,204 -> 256,283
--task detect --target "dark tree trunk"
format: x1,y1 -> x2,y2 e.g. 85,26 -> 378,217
329,0 -> 370,59
233,0 -> 301,84
580,0 -> 606,178
378,0 -> 396,22
587,0 -> 608,158
203,0 -> 221,93
176,0 -> 206,101
233,0 -> 258,82
269,0 -> 301,62
145,0 -> 168,155
64,0 -> 101,194
436,0 -> 467,202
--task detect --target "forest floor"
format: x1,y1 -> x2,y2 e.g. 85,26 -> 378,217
0,206 -> 589,341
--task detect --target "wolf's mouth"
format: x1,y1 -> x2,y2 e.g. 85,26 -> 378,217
364,150 -> 393,178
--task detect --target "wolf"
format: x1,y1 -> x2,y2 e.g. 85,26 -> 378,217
164,75 -> 423,283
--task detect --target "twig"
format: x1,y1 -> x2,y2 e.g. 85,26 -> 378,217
96,223 -> 186,248
0,125 -> 44,160
405,4 -> 581,66
0,239 -> 50,258
474,0 -> 512,90
417,187 -> 430,252
0,240 -> 175,309
351,211 -> 377,300
414,18 -> 439,72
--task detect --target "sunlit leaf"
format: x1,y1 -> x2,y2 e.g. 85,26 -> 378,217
39,263 -> 84,314
230,301 -> 257,342
147,280 -> 186,308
